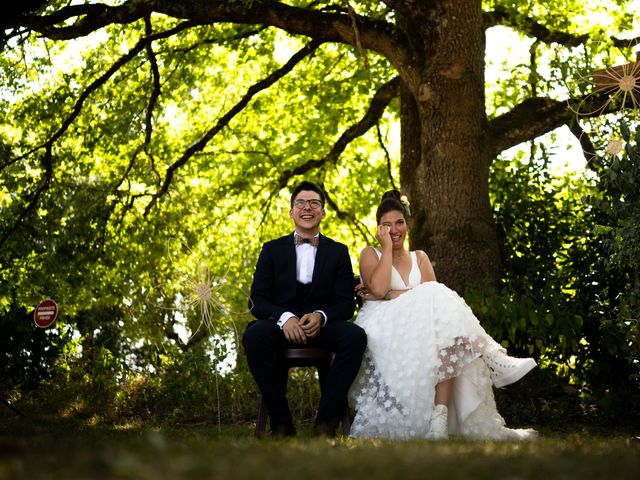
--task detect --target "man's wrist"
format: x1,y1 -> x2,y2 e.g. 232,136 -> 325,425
278,312 -> 297,329
314,310 -> 327,326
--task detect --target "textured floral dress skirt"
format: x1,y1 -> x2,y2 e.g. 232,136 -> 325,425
349,279 -> 536,440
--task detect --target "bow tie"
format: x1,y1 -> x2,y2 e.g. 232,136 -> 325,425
294,234 -> 319,247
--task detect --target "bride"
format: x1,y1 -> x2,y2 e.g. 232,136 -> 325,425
349,191 -> 537,440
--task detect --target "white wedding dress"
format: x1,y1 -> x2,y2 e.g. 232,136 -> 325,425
350,250 -> 536,440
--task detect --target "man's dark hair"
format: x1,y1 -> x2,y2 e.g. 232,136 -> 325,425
290,181 -> 325,207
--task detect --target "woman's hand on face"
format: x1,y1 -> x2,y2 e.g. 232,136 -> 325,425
375,225 -> 392,248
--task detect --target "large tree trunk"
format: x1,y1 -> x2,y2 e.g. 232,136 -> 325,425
399,0 -> 502,292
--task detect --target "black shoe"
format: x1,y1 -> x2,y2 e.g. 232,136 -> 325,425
312,418 -> 340,438
271,423 -> 296,438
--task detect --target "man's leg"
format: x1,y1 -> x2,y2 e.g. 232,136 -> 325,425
243,320 -> 294,433
312,321 -> 367,429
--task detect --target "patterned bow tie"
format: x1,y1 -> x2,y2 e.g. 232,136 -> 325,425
294,234 -> 319,247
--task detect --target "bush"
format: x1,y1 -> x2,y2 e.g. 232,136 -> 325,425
584,123 -> 640,385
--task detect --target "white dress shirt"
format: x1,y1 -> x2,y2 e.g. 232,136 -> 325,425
277,232 -> 327,329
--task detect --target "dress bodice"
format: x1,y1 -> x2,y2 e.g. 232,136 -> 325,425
373,248 -> 422,290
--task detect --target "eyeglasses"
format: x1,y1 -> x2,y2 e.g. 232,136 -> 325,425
293,199 -> 323,210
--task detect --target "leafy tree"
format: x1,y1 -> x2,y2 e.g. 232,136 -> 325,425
2,0 -> 638,293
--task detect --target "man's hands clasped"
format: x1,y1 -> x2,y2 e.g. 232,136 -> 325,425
283,312 -> 323,344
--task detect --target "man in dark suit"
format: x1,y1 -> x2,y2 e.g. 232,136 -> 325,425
243,181 -> 367,437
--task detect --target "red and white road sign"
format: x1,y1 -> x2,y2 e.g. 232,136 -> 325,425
34,299 -> 58,328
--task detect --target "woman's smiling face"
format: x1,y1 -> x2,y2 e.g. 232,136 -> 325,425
379,209 -> 407,249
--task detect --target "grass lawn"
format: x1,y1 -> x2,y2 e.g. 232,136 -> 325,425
1,415 -> 639,479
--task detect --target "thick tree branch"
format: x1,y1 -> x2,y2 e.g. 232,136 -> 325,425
4,21 -> 195,170
143,16 -> 161,148
0,0 -> 47,47
484,7 -> 588,46
143,39 -> 324,215
275,76 -> 401,187
160,0 -> 406,61
611,36 -> 640,49
15,2 -> 150,40
487,92 -> 623,157
17,1 -> 414,83
487,97 -> 571,156
485,6 -> 640,49
18,0 -> 400,51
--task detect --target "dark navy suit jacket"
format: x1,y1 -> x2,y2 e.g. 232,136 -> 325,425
250,233 -> 356,323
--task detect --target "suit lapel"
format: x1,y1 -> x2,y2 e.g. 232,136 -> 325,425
285,233 -> 297,283
311,234 -> 327,286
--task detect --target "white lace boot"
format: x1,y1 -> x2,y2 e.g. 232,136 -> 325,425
484,351 -> 537,388
426,404 -> 449,440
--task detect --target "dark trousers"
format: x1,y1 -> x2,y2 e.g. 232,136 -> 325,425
243,319 -> 367,428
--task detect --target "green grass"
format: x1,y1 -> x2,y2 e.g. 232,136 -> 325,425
1,416 -> 639,479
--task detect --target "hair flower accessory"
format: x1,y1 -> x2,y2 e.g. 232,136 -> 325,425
400,195 -> 411,217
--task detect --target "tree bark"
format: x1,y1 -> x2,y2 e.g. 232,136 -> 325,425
400,0 -> 501,291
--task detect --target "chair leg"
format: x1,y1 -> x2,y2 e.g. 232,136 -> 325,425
255,396 -> 268,437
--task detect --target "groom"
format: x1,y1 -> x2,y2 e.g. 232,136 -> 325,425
243,181 -> 367,437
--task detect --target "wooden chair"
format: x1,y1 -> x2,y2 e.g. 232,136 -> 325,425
254,347 -> 352,437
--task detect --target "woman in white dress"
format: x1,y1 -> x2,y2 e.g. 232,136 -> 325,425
349,191 -> 537,440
